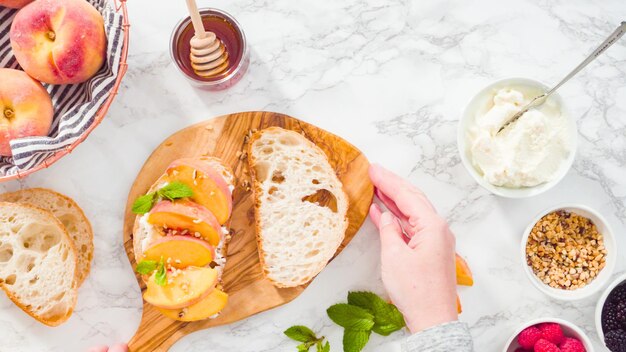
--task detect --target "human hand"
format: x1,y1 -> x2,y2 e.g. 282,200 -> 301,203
368,164 -> 458,333
87,344 -> 128,352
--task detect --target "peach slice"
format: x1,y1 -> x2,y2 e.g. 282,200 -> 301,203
166,158 -> 232,224
143,266 -> 217,309
143,236 -> 214,268
157,289 -> 228,322
456,294 -> 462,314
455,254 -> 473,286
148,200 -> 221,246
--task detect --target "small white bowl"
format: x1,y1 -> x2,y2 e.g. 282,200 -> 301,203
503,317 -> 594,352
521,204 -> 617,300
457,77 -> 577,198
595,272 -> 626,343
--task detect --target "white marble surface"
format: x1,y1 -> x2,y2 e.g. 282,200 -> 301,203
1,0 -> 625,351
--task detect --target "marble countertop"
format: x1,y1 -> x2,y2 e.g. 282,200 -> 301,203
1,0 -> 625,351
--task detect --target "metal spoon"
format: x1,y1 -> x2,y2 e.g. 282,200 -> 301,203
497,21 -> 626,134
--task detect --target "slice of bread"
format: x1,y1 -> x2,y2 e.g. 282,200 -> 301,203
132,157 -> 234,267
248,127 -> 349,288
0,202 -> 78,326
0,189 -> 93,286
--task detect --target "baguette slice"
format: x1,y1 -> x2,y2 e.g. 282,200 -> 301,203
0,202 -> 78,326
248,127 -> 349,288
0,188 -> 93,286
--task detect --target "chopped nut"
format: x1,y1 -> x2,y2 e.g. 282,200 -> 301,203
526,210 -> 606,291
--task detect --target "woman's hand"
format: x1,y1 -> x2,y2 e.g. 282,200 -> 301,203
369,164 -> 458,333
87,344 -> 128,352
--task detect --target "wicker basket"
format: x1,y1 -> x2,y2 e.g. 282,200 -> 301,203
0,0 -> 130,182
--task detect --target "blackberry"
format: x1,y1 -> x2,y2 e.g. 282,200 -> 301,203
605,329 -> 626,352
605,301 -> 623,332
604,284 -> 626,332
618,301 -> 626,327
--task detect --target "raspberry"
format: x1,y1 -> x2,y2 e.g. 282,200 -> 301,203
518,326 -> 542,349
534,338 -> 561,352
538,323 -> 565,345
559,337 -> 585,352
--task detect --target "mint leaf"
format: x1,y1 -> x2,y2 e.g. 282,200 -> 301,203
158,182 -> 193,201
297,343 -> 310,352
135,260 -> 157,275
317,341 -> 330,352
348,291 -> 405,336
343,329 -> 370,352
284,325 -> 317,343
132,193 -> 156,214
326,304 -> 374,330
155,258 -> 167,286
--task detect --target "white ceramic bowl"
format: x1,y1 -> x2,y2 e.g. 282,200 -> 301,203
595,272 -> 626,344
521,204 -> 617,300
503,317 -> 594,352
457,77 -> 578,198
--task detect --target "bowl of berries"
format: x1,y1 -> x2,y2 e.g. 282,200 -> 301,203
504,318 -> 593,352
596,272 -> 626,351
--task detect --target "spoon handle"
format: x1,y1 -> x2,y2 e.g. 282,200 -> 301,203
546,21 -> 626,97
185,0 -> 207,38
498,21 -> 626,134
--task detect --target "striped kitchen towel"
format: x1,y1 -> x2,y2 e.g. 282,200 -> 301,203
0,0 -> 125,177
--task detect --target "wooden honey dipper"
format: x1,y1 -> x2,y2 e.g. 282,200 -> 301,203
185,0 -> 229,78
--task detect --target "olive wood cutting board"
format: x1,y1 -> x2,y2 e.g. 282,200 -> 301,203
123,111 -> 374,351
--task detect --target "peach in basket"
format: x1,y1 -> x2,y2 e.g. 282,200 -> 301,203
9,0 -> 107,84
0,0 -> 33,8
0,68 -> 53,156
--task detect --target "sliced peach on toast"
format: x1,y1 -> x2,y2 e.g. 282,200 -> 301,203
455,254 -> 473,286
157,289 -> 228,322
147,200 -> 222,246
143,266 -> 218,309
165,158 -> 233,224
143,236 -> 214,268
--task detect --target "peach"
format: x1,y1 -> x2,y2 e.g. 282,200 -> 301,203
0,68 -> 53,156
143,236 -> 214,268
157,289 -> 228,322
455,254 -> 473,286
166,158 -> 233,224
143,266 -> 217,310
148,200 -> 222,246
10,0 -> 106,84
0,0 -> 34,8
456,294 -> 462,314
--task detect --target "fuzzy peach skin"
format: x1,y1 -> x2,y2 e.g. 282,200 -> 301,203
0,68 -> 53,156
9,0 -> 106,84
0,0 -> 34,8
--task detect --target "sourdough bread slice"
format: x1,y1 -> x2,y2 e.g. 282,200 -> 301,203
248,127 -> 349,288
0,188 -> 93,286
0,202 -> 78,326
132,157 -> 234,266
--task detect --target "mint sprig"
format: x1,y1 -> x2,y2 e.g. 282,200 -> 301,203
327,291 -> 406,352
132,182 -> 193,214
155,257 -> 167,286
285,292 -> 405,352
284,325 -> 329,352
135,258 -> 167,286
326,304 -> 374,330
135,260 -> 158,275
348,291 -> 405,336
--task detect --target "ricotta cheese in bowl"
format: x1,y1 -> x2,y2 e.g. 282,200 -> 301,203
458,78 -> 577,197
